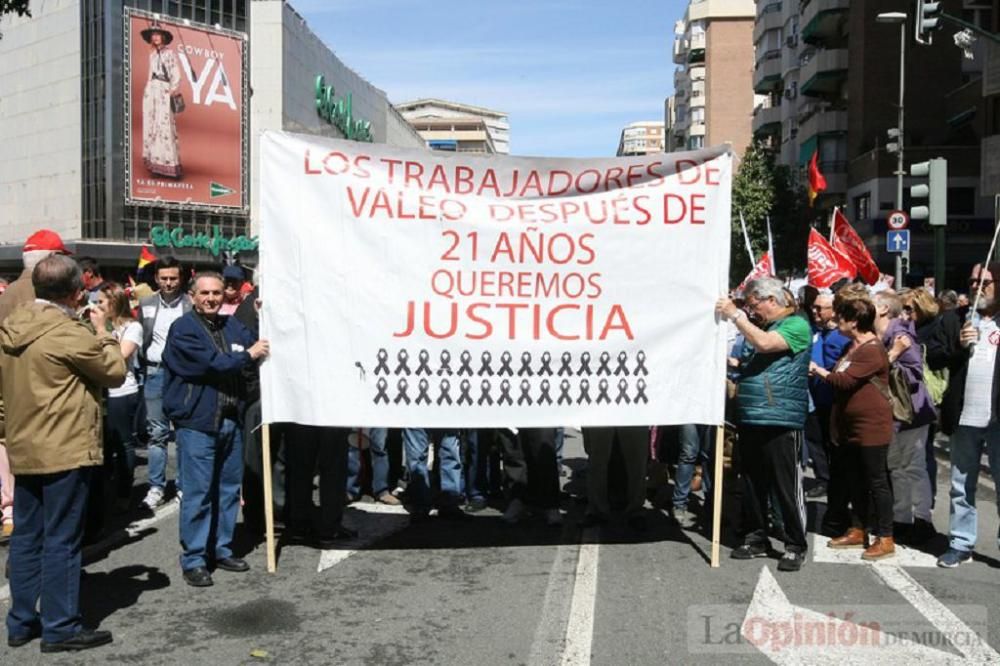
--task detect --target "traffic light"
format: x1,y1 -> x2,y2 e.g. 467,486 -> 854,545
915,0 -> 942,45
910,158 -> 947,226
886,128 -> 900,154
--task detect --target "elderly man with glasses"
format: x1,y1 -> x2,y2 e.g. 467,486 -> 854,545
717,277 -> 812,572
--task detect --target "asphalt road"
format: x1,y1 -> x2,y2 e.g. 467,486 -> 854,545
2,430 -> 999,665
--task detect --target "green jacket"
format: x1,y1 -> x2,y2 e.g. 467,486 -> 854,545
736,315 -> 811,429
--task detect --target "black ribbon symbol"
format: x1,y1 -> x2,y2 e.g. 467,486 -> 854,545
596,378 -> 611,404
478,379 -> 494,406
634,350 -> 649,376
375,348 -> 390,375
416,349 -> 432,376
558,352 -> 573,376
498,379 -> 513,406
374,377 -> 390,404
538,379 -> 553,405
415,378 -> 432,405
458,350 -> 474,376
518,351 -> 533,376
438,350 -> 453,376
395,349 -> 411,376
517,379 -> 533,405
634,378 -> 649,404
577,378 -> 591,405
577,351 -> 592,376
394,378 -> 410,405
557,379 -> 573,405
614,351 -> 629,376
478,351 -> 493,376
615,378 -> 631,404
538,351 -> 553,376
457,379 -> 474,406
597,351 -> 612,375
437,378 -> 453,405
498,351 -> 514,376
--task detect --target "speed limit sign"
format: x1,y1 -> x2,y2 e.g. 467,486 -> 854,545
887,210 -> 909,230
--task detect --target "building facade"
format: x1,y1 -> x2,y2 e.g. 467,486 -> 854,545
616,121 -> 666,156
396,99 -> 510,155
0,0 -> 422,272
671,0 -> 756,154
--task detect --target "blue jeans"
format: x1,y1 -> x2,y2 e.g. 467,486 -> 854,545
7,468 -> 90,643
145,366 -> 181,493
947,421 -> 1000,553
177,419 -> 243,571
402,428 -> 462,508
347,428 -> 390,497
673,424 -> 712,510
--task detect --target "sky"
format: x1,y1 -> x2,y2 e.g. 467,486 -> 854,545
295,0 -> 688,158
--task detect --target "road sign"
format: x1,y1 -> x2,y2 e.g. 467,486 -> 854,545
887,210 -> 909,230
887,229 -> 910,253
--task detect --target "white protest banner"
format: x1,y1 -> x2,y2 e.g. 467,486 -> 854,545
259,131 -> 731,428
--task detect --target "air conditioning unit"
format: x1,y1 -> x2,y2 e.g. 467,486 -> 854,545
786,34 -> 798,48
784,87 -> 797,100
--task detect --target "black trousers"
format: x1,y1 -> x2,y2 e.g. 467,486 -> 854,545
498,428 -> 560,509
242,402 -> 287,534
286,425 -> 349,538
738,425 -> 808,552
804,405 -> 832,484
846,444 -> 893,538
822,440 -> 854,535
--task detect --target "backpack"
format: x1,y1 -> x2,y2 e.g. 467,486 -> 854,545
870,364 -> 915,425
921,344 -> 949,406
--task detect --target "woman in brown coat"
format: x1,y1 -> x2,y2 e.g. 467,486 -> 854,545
810,291 -> 896,560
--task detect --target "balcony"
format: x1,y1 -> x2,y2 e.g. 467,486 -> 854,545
797,106 -> 847,142
673,37 -> 688,64
752,103 -> 782,138
799,48 -> 848,97
801,0 -> 849,46
753,49 -> 782,93
753,2 -> 784,43
690,120 -> 706,137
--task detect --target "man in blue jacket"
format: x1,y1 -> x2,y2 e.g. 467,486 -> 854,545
163,272 -> 269,587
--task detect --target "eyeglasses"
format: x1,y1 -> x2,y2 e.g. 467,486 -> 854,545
970,278 -> 994,288
812,304 -> 832,311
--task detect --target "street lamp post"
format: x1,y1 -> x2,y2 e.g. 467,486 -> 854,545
878,12 -> 908,288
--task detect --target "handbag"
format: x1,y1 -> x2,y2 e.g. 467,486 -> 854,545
869,366 -> 914,425
171,93 -> 185,114
921,344 -> 949,406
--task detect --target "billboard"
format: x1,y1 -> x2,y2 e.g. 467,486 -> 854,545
125,10 -> 248,211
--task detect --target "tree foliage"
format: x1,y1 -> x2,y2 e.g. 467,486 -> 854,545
730,141 -> 810,284
0,0 -> 30,19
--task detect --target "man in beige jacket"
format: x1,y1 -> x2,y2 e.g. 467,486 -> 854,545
0,255 -> 125,653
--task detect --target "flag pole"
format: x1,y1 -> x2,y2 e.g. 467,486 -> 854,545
828,206 -> 837,244
262,423 -> 277,573
739,210 -> 755,264
971,217 -> 1000,315
710,423 -> 725,568
766,215 -> 775,276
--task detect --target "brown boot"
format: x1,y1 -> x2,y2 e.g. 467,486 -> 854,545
862,536 -> 896,561
827,527 -> 866,549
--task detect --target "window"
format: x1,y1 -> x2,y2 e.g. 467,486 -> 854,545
691,107 -> 705,123
687,136 -> 705,150
854,194 -> 871,222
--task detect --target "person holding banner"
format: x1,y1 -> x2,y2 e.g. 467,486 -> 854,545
162,272 -> 269,587
140,22 -> 183,179
717,277 -> 811,572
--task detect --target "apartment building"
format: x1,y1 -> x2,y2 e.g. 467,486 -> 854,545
396,99 -> 510,155
617,121 -> 666,156
671,0 -> 757,154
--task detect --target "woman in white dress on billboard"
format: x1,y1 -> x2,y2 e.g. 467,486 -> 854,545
141,23 -> 183,178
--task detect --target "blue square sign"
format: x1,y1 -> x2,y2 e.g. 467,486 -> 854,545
887,229 -> 910,253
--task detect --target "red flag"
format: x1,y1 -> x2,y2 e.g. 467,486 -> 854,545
831,209 -> 880,285
138,245 -> 157,270
807,228 -> 856,288
807,150 -> 827,207
738,252 -> 773,293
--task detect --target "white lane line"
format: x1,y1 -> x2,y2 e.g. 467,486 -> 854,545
560,537 -> 600,666
527,537 -> 585,665
872,563 -> 1000,663
316,503 -> 411,573
0,500 -> 180,604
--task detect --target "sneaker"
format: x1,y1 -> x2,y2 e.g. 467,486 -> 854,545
377,492 -> 402,506
176,490 -> 183,502
143,487 -> 165,510
805,483 -> 827,499
937,547 -> 972,569
502,498 -> 528,524
731,543 -> 769,560
671,506 -> 699,530
463,497 -> 488,513
777,551 -> 805,572
544,508 -> 563,527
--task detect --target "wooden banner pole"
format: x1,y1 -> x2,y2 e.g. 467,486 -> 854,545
710,423 -> 725,568
262,423 -> 277,573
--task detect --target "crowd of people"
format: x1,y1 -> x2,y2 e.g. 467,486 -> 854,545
0,227 -> 996,654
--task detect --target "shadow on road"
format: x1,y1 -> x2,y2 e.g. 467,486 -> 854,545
80,565 -> 171,627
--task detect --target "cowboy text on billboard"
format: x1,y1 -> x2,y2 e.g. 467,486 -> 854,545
125,10 -> 246,210
259,131 -> 731,427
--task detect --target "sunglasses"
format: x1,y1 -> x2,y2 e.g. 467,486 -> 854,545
970,278 -> 994,288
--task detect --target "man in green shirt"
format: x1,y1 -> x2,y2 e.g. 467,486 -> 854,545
716,277 -> 812,572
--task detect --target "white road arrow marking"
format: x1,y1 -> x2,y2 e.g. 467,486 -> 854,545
742,566 -> 977,664
316,502 -> 411,573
